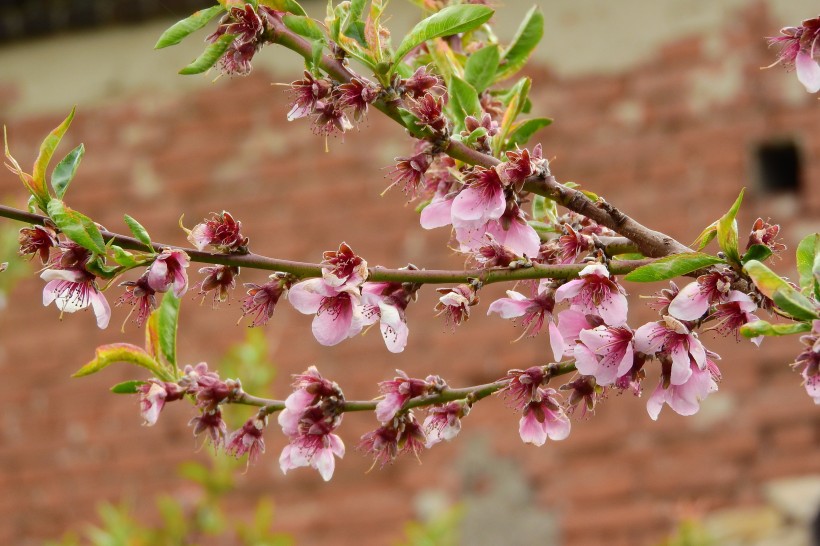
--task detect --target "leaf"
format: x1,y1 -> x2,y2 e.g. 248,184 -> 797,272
741,244 -> 772,264
693,221 -> 718,251
111,380 -> 146,394
47,200 -> 106,255
497,6 -> 544,81
531,194 -> 557,224
494,76 -> 531,155
179,33 -> 235,75
154,5 -> 224,49
449,76 -> 481,125
73,343 -> 169,380
50,143 -> 84,199
464,44 -> 499,93
796,233 -> 819,292
110,245 -> 138,268
740,320 -> 812,338
283,14 -> 325,40
393,4 -> 494,67
743,260 -> 819,320
624,252 -> 725,282
257,0 -> 306,16
716,188 -> 744,265
505,117 -> 552,149
159,292 -> 181,370
145,309 -> 161,362
33,107 -> 76,206
123,214 -> 153,251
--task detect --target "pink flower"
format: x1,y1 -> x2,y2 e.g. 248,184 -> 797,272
710,291 -> 761,345
401,67 -> 442,99
322,242 -> 368,288
279,406 -> 345,482
226,415 -> 267,465
553,308 -> 604,360
501,366 -> 549,409
18,224 -> 58,264
118,274 -> 157,327
451,167 -> 506,225
240,273 -> 290,327
289,278 -> 366,346
423,402 -> 467,447
385,152 -> 431,197
560,376 -> 600,415
573,325 -> 635,386
634,316 -> 707,385
138,380 -> 184,426
287,71 -> 332,120
147,248 -> 189,297
187,211 -> 248,253
747,218 -> 786,254
455,202 -> 541,259
358,412 -> 427,467
419,195 -> 455,230
554,263 -> 628,326
668,269 -> 736,321
312,101 -> 353,135
361,282 -> 413,353
518,388 -> 571,446
557,224 -> 593,264
646,359 -> 721,420
195,265 -> 239,306
435,284 -> 478,329
335,78 -> 378,121
487,280 -> 558,342
189,409 -> 228,448
793,320 -> 820,404
375,370 -> 431,423
767,17 -> 820,92
41,268 -> 111,329
411,93 -> 448,134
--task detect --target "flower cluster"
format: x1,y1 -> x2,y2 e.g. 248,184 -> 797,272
287,71 -> 378,136
767,16 -> 820,93
206,4 -> 280,76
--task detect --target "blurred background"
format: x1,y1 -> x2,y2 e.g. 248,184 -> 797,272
0,0 -> 819,545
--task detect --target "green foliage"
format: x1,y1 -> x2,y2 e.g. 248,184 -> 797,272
716,188 -> 744,265
33,107 -> 76,209
47,200 -> 106,255
796,232 -> 820,298
448,76 -> 481,130
283,14 -> 326,41
743,259 -> 819,321
123,214 -> 153,251
72,343 -> 171,381
158,293 -> 181,373
497,6 -> 544,81
740,244 -> 772,264
463,44 -> 499,93
531,194 -> 558,225
505,117 -> 552,150
625,253 -> 725,283
154,5 -> 225,49
51,144 -> 84,200
740,319 -> 812,338
179,33 -> 236,75
392,4 -> 494,69
258,0 -> 306,16
494,76 -> 531,155
110,380 -> 146,394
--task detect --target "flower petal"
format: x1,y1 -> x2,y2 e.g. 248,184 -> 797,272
796,50 -> 820,93
668,281 -> 710,321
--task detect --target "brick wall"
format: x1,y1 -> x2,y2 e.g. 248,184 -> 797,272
0,2 -> 819,545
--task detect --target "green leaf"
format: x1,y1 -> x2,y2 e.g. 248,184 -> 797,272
744,259 -> 819,320
796,233 -> 819,292
497,6 -> 544,81
73,343 -> 169,380
449,76 -> 481,125
464,44 -> 499,93
159,292 -> 181,370
505,117 -> 552,149
740,320 -> 812,338
33,107 -> 76,206
283,14 -> 325,40
111,380 -> 146,394
154,5 -> 224,49
258,0 -> 306,16
50,143 -> 84,199
145,309 -> 161,362
47,199 -> 106,255
179,33 -> 235,75
693,221 -> 718,251
531,194 -> 557,224
741,244 -> 772,264
494,76 -> 531,155
110,245 -> 138,268
123,214 -> 153,251
393,5 -> 494,67
716,188 -> 744,265
349,0 -> 366,21
624,252 -> 725,282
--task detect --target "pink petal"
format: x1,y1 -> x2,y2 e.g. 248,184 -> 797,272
598,291 -> 629,326
277,408 -> 301,437
796,50 -> 820,93
554,279 -> 585,302
40,269 -> 84,283
487,292 -> 531,319
545,411 -> 571,441
278,445 -> 295,474
687,335 -> 707,370
147,260 -> 168,292
329,433 -> 345,458
668,282 -> 710,321
420,198 -> 454,229
646,381 -> 668,421
42,280 -> 61,307
376,393 -> 404,423
634,322 -> 666,355
548,321 -> 564,362
312,300 -> 354,346
573,343 -> 600,377
90,289 -> 111,329
451,186 -> 504,223
314,446 -> 336,481
518,412 -> 547,446
668,343 -> 694,385
487,219 -> 541,258
380,304 -> 409,354
288,279 -> 330,314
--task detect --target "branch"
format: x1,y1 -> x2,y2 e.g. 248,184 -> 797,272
267,18 -> 692,259
0,203 -> 650,284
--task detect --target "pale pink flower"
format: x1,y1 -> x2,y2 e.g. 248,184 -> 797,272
554,263 -> 628,326
187,211 -> 248,253
487,281 -> 563,357
793,320 -> 820,404
423,402 -> 467,447
552,308 -> 604,360
375,370 -> 430,423
557,224 -> 593,264
118,274 -> 157,327
287,71 -> 332,120
767,17 -> 820,93
668,269 -> 736,321
288,278 -> 365,346
138,380 -> 184,426
279,407 -> 345,482
358,412 -> 426,467
321,242 -> 368,288
434,284 -> 478,329
501,366 -> 548,409
41,268 -> 111,329
451,167 -> 506,225
419,195 -> 455,229
147,248 -> 190,297
240,273 -> 290,327
361,282 -> 414,353
710,291 -> 762,345
226,415 -> 267,464
518,388 -> 571,446
573,325 -> 635,386
646,359 -> 721,420
634,316 -> 707,385
455,203 -> 540,259
189,409 -> 228,448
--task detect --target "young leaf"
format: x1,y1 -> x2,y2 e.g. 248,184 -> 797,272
393,4 -> 494,67
531,194 -> 557,224
145,310 -> 161,362
505,117 -> 552,150
47,199 -> 106,255
741,244 -> 772,265
796,233 -> 819,292
111,380 -> 147,394
464,44 -> 500,93
258,0 -> 307,16
740,320 -> 811,338
449,76 -> 482,125
73,343 -> 170,381
283,14 -> 325,41
50,143 -> 84,199
154,5 -> 225,49
497,6 -> 544,81
495,76 -> 531,155
743,259 -> 819,320
179,33 -> 235,75
693,221 -> 717,251
624,252 -> 725,282
716,188 -> 744,265
33,107 -> 76,204
123,214 -> 153,251
110,245 -> 139,268
159,292 -> 181,370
